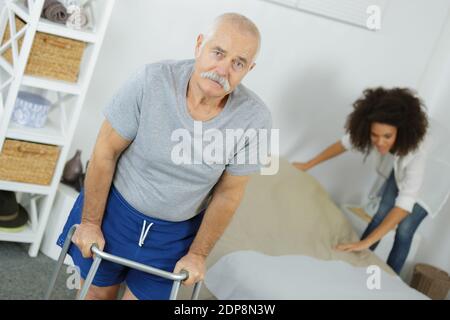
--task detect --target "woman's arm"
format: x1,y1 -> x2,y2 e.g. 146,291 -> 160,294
293,140 -> 347,171
363,207 -> 408,246
336,207 -> 408,252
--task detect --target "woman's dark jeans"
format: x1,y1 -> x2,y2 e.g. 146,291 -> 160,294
361,170 -> 427,274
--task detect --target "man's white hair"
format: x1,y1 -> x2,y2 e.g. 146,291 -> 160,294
200,13 -> 261,63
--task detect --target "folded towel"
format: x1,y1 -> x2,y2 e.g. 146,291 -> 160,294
26,0 -> 68,24
66,4 -> 88,30
42,0 -> 68,24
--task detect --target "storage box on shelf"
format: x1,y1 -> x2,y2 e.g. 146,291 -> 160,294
0,1 -> 108,95
0,138 -> 60,185
1,16 -> 85,83
11,90 -> 52,128
5,86 -> 77,146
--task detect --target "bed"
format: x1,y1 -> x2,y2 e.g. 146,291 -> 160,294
179,157 -> 428,300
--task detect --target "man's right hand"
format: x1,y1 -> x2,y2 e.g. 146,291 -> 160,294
71,222 -> 105,258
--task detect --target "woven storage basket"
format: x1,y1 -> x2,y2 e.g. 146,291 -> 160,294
410,263 -> 450,300
0,139 -> 60,185
1,16 -> 85,82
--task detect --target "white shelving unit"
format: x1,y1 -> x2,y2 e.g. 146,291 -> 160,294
0,0 -> 115,256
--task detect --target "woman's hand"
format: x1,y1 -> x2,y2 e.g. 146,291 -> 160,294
292,162 -> 311,171
335,240 -> 371,252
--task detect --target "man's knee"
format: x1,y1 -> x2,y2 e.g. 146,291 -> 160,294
121,286 -> 138,300
79,282 -> 120,300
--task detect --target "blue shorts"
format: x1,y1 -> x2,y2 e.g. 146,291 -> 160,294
57,185 -> 204,300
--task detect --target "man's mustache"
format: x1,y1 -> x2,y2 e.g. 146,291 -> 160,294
200,71 -> 231,92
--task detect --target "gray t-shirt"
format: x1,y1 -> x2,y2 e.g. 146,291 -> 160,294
103,59 -> 272,221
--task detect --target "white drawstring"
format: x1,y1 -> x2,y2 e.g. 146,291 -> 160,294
139,220 -> 153,247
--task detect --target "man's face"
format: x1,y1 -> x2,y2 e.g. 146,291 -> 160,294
192,23 -> 258,98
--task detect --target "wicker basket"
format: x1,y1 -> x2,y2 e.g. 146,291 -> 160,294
410,263 -> 450,300
1,16 -> 85,82
0,139 -> 60,185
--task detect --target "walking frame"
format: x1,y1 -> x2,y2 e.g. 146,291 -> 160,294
45,224 -> 202,300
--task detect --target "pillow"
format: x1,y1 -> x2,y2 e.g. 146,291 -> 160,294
205,250 -> 428,300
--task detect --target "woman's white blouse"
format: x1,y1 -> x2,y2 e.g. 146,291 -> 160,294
341,134 -> 428,215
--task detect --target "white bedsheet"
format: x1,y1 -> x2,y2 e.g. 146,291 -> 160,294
205,251 -> 428,300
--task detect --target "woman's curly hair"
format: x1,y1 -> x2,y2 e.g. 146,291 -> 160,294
345,87 -> 428,157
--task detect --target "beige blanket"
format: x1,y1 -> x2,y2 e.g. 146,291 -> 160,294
180,157 -> 393,299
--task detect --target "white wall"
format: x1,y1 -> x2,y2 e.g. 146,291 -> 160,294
71,0 -> 450,282
415,8 -> 450,298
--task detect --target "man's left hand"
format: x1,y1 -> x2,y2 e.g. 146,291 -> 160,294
335,240 -> 371,252
173,252 -> 206,286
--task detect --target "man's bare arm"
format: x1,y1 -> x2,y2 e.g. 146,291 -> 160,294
173,172 -> 250,285
188,172 -> 250,257
72,120 -> 131,257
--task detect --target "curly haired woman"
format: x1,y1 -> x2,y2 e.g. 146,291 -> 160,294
293,87 -> 429,274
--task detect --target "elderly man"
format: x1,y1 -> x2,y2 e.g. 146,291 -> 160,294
57,13 -> 271,300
